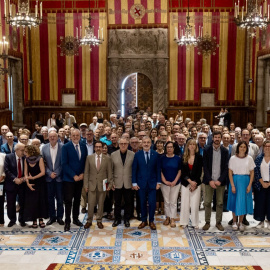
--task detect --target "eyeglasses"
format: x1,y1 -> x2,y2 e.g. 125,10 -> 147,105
119,143 -> 128,145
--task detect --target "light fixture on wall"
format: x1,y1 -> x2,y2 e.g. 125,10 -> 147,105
234,0 -> 270,38
0,36 -> 9,75
79,0 -> 104,51
174,0 -> 197,47
58,36 -> 80,56
4,0 -> 42,31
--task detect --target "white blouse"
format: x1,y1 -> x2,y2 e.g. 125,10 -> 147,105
0,152 -> 6,177
229,155 -> 255,175
260,158 -> 270,182
47,118 -> 56,128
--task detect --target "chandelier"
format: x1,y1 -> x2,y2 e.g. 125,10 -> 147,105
58,36 -> 80,56
79,0 -> 104,51
174,0 -> 197,47
197,31 -> 219,58
0,36 -> 9,75
4,0 -> 42,30
234,0 -> 270,37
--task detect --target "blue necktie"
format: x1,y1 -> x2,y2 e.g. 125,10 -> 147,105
146,151 -> 150,164
75,145 -> 80,160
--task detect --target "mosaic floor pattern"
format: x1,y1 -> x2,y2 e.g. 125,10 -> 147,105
0,211 -> 270,270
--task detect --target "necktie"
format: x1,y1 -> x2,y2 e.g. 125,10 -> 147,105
146,152 -> 150,164
18,158 -> 22,178
181,147 -> 184,155
75,145 -> 80,160
97,155 -> 101,170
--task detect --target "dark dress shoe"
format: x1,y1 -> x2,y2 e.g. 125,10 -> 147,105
84,222 -> 92,229
242,215 -> 249,226
20,222 -> 26,227
57,218 -> 65,225
138,221 -> 148,229
8,221 -> 16,227
112,220 -> 121,227
149,222 -> 156,230
81,208 -> 87,214
64,223 -> 70,232
106,213 -> 114,220
73,219 -> 83,227
228,218 -> 234,225
97,222 -> 104,229
46,218 -> 57,225
124,220 -> 130,227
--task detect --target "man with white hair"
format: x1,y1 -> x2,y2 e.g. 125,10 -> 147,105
4,143 -> 26,227
62,129 -> 88,231
265,128 -> 270,140
89,116 -> 99,132
43,130 -> 64,226
110,114 -> 118,128
255,134 -> 264,156
151,113 -> 159,128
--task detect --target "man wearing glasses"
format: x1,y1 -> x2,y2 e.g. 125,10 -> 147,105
111,137 -> 135,227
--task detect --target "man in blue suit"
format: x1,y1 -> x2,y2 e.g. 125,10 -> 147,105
62,129 -> 87,231
1,132 -> 17,154
0,125 -> 18,146
42,130 -> 64,226
132,136 -> 161,230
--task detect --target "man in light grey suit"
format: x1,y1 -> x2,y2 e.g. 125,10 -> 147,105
42,130 -> 64,225
111,137 -> 135,228
83,141 -> 112,229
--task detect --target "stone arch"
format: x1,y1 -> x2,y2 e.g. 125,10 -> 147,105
107,28 -> 168,114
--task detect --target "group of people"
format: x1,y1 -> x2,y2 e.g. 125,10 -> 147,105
0,108 -> 269,233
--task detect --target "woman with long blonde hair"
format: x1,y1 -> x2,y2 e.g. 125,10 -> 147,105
180,139 -> 203,229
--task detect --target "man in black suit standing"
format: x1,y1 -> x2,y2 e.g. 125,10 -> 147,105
202,131 -> 229,231
4,143 -> 26,227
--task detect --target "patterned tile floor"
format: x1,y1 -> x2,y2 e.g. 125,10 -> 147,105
0,209 -> 270,270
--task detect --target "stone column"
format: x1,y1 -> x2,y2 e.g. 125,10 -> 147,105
11,59 -> 25,130
244,37 -> 250,106
256,58 -> 265,127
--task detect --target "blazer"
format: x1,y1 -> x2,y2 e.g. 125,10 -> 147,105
132,150 -> 161,189
203,145 -> 229,186
111,150 -> 135,189
1,142 -> 17,154
0,135 -> 18,146
42,143 -> 63,182
83,154 -> 112,192
181,153 -> 203,187
231,142 -> 259,161
4,153 -> 25,192
61,141 -> 87,182
63,115 -> 76,126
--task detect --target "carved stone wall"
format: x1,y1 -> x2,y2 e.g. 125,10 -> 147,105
108,28 -> 168,114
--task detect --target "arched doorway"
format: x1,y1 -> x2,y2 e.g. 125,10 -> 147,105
121,73 -> 153,117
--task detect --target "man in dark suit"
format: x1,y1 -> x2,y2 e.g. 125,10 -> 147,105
62,129 -> 88,231
202,131 -> 229,231
42,130 -> 64,226
4,143 -> 26,227
132,136 -> 161,230
1,132 -> 17,154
